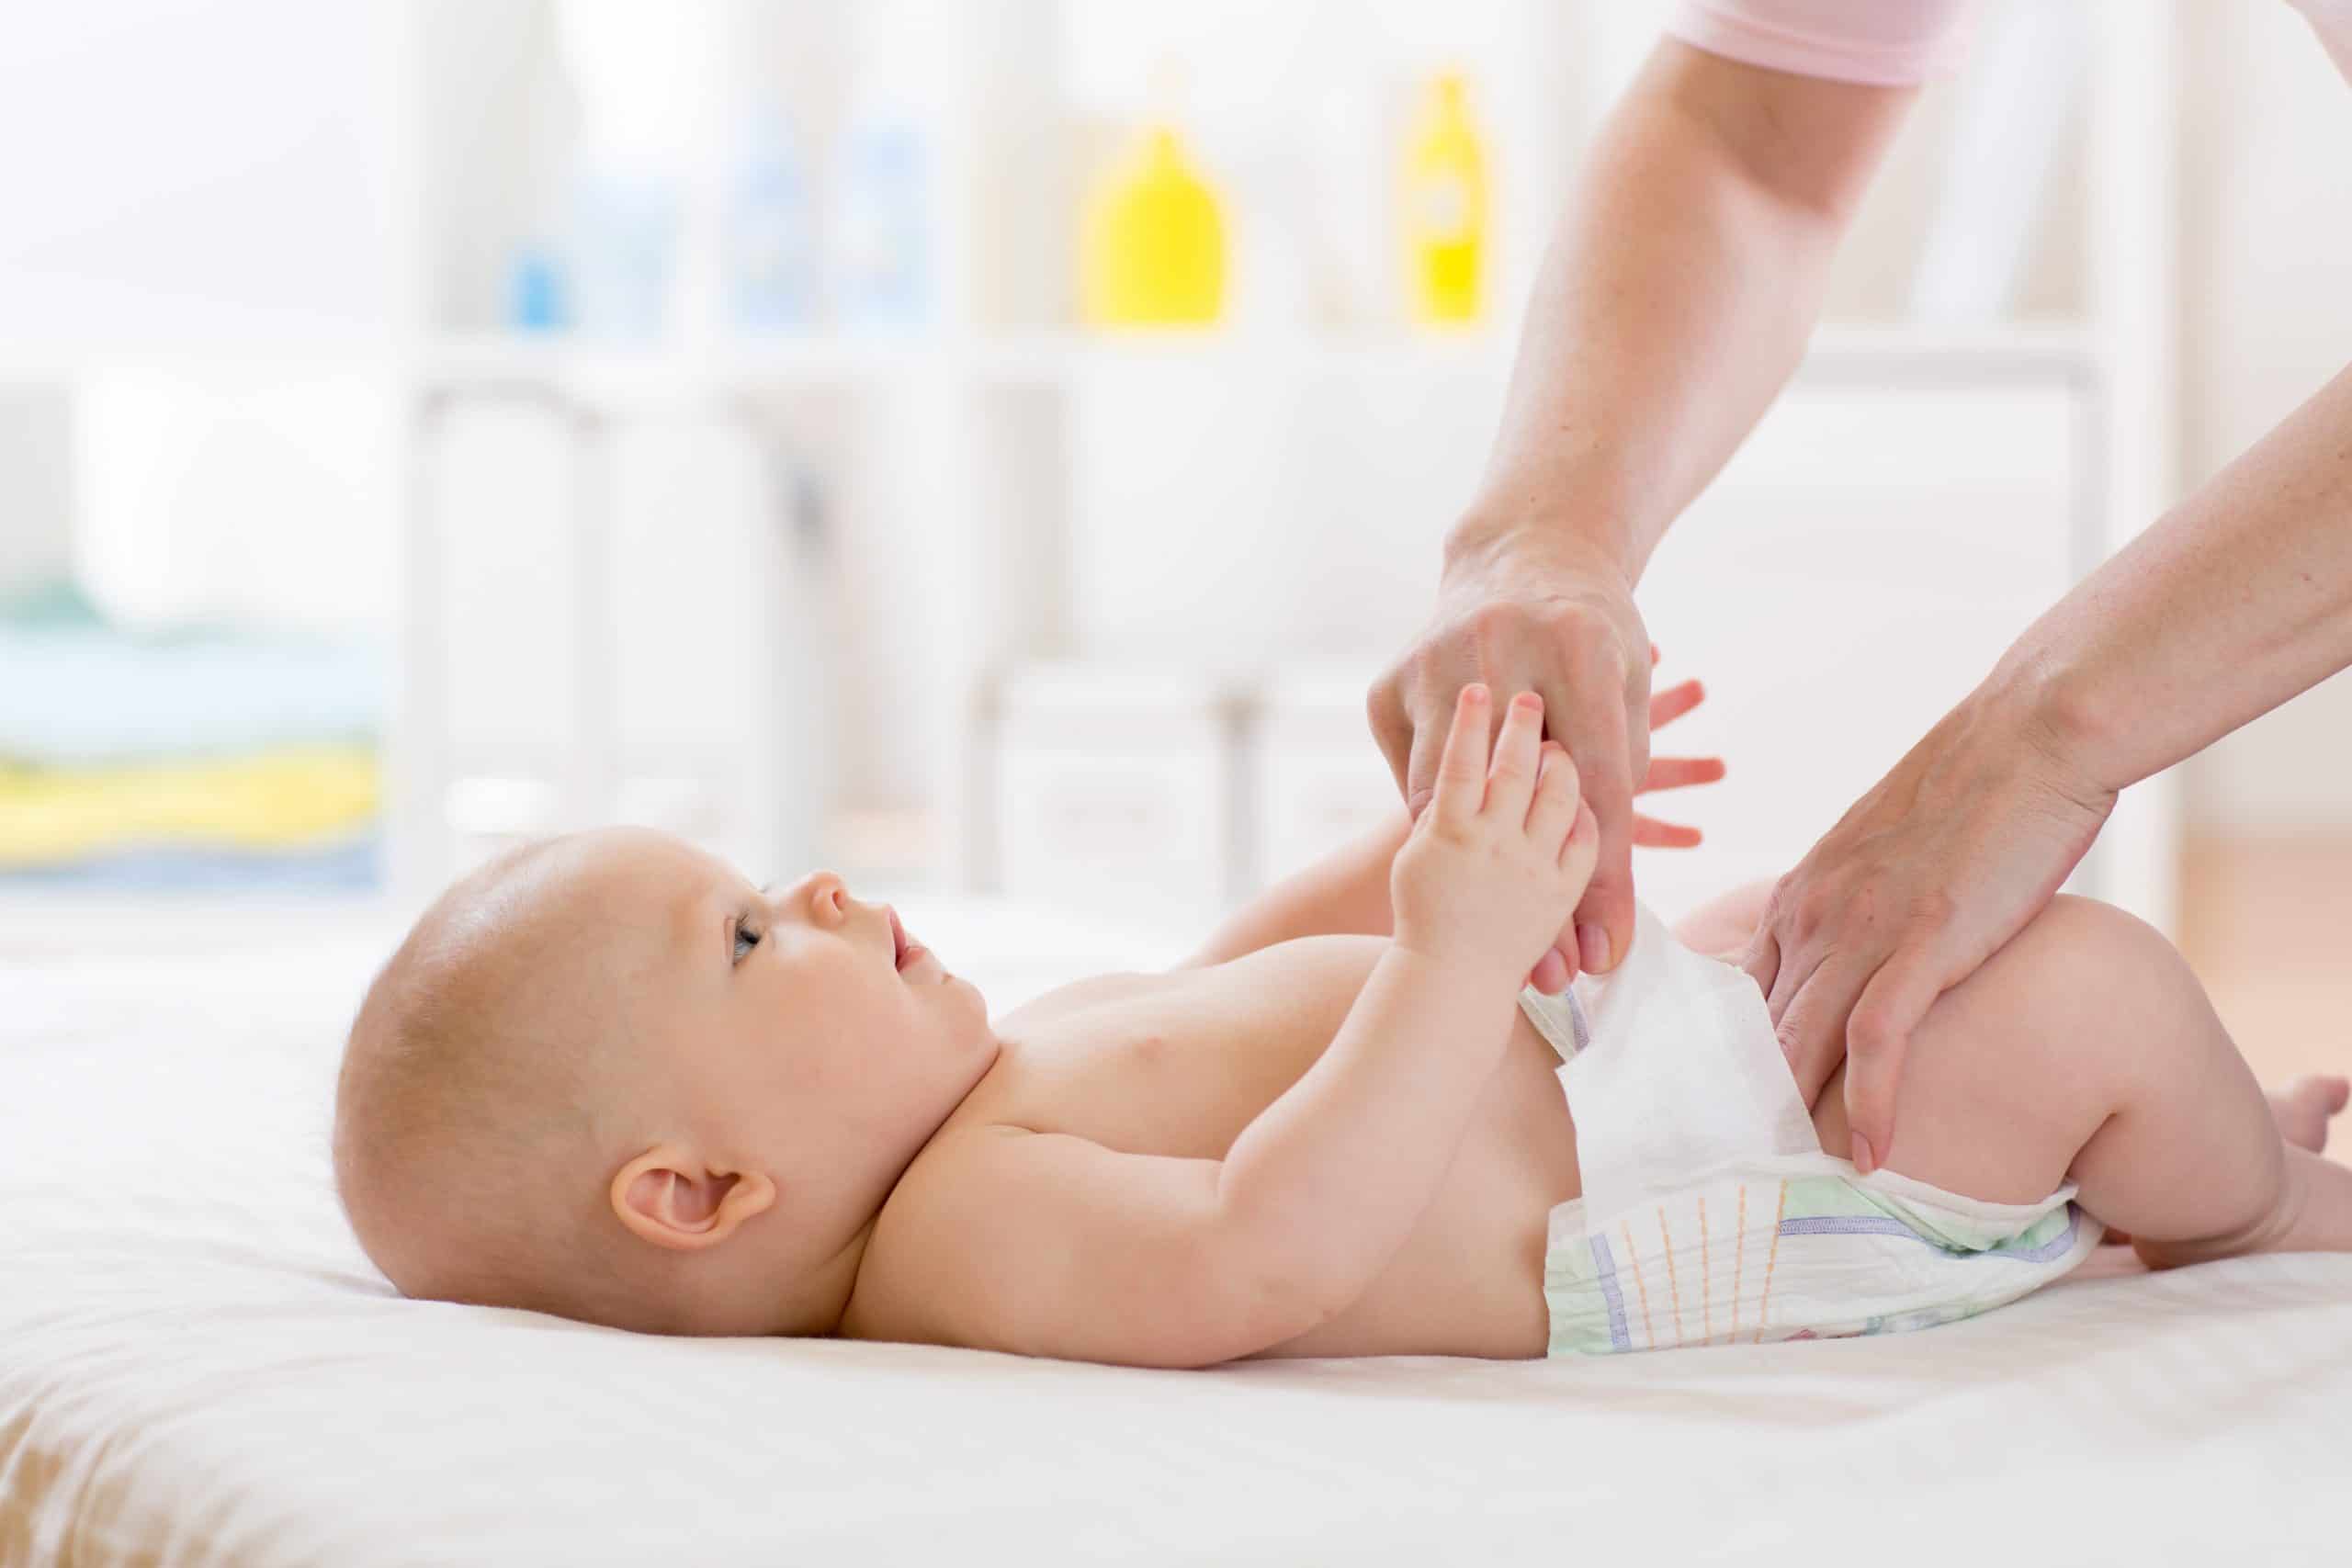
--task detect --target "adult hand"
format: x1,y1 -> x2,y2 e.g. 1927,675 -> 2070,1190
1370,529 -> 1656,988
1740,691 -> 2116,1174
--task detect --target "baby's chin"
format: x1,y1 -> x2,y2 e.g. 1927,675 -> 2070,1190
948,972 -> 994,1032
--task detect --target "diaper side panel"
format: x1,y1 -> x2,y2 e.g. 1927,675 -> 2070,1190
1545,1164 -> 2104,1356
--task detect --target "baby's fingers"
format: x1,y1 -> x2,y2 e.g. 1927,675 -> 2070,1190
1430,684 -> 1492,829
1560,799 -> 1600,888
1484,693 -> 1544,822
1527,740 -> 1579,845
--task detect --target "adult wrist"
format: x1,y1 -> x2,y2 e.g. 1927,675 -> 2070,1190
1973,647 -> 2126,804
1441,502 -> 1639,590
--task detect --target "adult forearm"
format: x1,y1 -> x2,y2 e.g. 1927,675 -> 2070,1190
1995,360 -> 2352,793
1459,44 -> 1905,580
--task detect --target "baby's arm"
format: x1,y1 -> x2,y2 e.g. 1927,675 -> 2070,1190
1177,812 -> 1409,967
1180,671 -> 1719,969
882,691 -> 1596,1367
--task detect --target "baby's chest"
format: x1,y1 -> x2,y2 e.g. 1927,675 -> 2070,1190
988,964 -> 1371,1159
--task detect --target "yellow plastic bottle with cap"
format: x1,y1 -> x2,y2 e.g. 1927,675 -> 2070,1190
1402,71 -> 1488,326
1079,122 -> 1227,327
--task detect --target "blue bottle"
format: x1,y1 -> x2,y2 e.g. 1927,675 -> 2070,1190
832,115 -> 932,328
505,243 -> 570,333
724,105 -> 817,332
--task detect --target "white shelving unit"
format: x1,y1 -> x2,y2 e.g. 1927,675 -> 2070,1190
383,0 -> 2182,934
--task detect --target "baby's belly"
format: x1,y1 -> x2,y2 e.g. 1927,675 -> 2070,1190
1252,1003 -> 1579,1360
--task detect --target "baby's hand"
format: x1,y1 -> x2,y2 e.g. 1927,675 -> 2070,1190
1391,686 -> 1600,987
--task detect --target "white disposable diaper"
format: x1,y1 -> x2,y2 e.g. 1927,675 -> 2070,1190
1521,906 -> 2102,1354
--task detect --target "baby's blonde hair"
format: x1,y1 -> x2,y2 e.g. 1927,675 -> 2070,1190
334,840 -> 666,1329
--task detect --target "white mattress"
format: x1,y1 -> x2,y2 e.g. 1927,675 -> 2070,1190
5,899 -> 2349,1566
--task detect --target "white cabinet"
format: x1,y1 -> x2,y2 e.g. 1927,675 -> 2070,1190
1248,670 -> 1400,888
993,668 -> 1240,932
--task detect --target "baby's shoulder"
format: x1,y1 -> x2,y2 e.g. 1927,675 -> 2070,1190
840,1122 -> 1054,1349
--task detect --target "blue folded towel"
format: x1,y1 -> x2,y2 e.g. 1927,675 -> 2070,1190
0,583 -> 382,768
0,834 -> 380,892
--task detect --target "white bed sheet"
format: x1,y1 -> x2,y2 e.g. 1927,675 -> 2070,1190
4,904 -> 2348,1566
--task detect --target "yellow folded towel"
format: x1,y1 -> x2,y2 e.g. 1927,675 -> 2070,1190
0,747 -> 379,866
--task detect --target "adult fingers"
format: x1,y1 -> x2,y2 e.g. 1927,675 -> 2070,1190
1841,953 -> 1949,1175
1485,693 -> 1545,820
1629,814 -> 1702,849
1527,945 -> 1574,995
1647,678 -> 1706,731
1740,922 -> 1781,1002
1773,955 -> 1871,1107
1399,684 -> 1453,821
1641,755 -> 1725,794
1368,671 -> 1417,812
1559,654 -> 1636,974
1429,684 -> 1491,828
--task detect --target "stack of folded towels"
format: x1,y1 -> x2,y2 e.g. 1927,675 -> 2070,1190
0,581 -> 382,889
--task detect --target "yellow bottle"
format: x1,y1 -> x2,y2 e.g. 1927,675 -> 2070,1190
1080,123 -> 1227,328
1402,71 -> 1488,326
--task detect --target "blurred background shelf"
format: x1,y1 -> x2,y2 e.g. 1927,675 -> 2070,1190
410,321 -> 2102,400
3,0 -> 2347,1089
19,0 -> 2352,971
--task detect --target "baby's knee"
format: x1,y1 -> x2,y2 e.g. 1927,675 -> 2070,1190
1965,895 -> 2212,1111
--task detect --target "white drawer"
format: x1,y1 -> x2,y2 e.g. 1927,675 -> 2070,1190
1251,744 -> 1402,887
996,746 -> 1233,920
992,664 -> 1241,926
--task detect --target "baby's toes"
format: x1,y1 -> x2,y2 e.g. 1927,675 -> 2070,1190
2268,1075 -> 2349,1156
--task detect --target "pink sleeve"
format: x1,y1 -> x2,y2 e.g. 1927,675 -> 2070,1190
1663,0 -> 1974,86
2289,0 -> 2352,84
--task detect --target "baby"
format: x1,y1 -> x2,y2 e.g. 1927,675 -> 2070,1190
335,687 -> 2350,1364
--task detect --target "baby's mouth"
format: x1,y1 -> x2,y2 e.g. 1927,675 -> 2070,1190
888,907 -> 920,974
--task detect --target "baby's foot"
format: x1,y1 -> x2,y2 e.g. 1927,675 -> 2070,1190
2270,1074 -> 2349,1155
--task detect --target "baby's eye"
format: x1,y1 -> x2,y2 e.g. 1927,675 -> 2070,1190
733,920 -> 762,963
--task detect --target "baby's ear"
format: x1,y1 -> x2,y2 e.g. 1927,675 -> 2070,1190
609,1144 -> 777,1251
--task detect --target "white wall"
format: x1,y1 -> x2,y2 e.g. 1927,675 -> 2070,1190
0,0 -> 398,637
73,370 -> 395,635
0,0 -> 392,351
2176,0 -> 2352,834
0,391 -> 74,594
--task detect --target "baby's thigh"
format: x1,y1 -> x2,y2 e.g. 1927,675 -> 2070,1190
1670,880 -> 1776,961
1807,897 -> 2161,1204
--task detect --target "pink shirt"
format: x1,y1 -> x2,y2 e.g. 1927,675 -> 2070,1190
1665,0 -> 2352,87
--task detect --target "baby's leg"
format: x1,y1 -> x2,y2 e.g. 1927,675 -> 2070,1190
1678,883 -> 2348,1193
1805,896 -> 2352,1264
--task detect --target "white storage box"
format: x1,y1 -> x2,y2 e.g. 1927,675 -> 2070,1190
992,665 -> 1242,931
1246,667 -> 1405,892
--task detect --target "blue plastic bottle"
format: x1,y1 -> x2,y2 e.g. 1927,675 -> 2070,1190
505,243 -> 570,333
724,104 -> 818,332
832,115 -> 931,328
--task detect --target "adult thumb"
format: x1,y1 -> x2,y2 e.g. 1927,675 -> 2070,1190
1572,818 -> 1636,974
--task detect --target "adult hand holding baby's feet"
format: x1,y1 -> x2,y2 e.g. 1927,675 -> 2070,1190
1391,686 -> 1601,991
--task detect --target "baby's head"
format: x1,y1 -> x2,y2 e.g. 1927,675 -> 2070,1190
334,828 -> 995,1336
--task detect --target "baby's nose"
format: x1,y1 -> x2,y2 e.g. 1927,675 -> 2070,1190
783,869 -> 851,921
